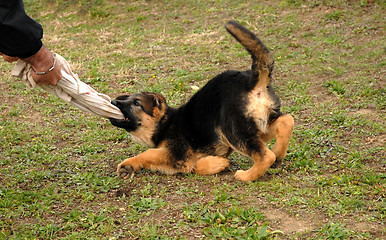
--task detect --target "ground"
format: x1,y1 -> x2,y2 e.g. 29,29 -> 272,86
0,0 -> 385,239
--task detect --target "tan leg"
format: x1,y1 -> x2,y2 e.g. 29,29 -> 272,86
194,156 -> 229,175
117,148 -> 177,178
234,145 -> 276,182
263,114 -> 294,161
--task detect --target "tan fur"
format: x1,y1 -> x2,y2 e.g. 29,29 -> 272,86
256,68 -> 270,88
130,101 -> 167,147
245,91 -> 273,134
234,145 -> 276,182
225,24 -> 274,70
117,147 -> 178,176
174,149 -> 198,174
233,115 -> 294,181
116,94 -> 294,182
216,128 -> 249,156
214,128 -> 234,156
117,147 -> 201,177
114,22 -> 294,182
130,113 -> 157,147
262,114 -> 294,160
213,143 -> 232,157
194,156 -> 229,175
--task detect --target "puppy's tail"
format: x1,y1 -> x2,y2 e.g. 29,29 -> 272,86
225,20 -> 274,88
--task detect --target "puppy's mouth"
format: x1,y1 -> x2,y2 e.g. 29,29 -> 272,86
109,116 -> 140,131
109,101 -> 140,131
110,117 -> 131,124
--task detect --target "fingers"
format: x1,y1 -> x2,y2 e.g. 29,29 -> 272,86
0,52 -> 19,62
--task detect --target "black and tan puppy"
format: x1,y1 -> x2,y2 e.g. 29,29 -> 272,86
110,21 -> 294,182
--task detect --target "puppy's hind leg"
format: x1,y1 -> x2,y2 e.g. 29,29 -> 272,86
262,114 -> 294,166
234,145 -> 276,182
194,156 -> 229,175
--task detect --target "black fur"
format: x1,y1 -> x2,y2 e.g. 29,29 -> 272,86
110,20 -> 283,168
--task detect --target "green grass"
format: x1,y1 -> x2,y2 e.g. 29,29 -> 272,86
0,0 -> 385,239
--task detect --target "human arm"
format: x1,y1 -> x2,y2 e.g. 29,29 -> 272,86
0,0 -> 61,85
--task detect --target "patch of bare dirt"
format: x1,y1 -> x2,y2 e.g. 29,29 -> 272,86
252,197 -> 324,236
266,209 -> 316,234
364,133 -> 386,148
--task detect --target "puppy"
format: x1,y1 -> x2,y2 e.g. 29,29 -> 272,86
110,21 -> 294,182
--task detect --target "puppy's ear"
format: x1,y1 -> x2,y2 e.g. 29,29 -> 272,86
145,92 -> 166,108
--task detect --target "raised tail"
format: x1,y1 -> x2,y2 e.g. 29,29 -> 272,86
225,20 -> 274,88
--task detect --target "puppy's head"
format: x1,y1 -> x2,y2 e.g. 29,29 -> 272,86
110,92 -> 167,134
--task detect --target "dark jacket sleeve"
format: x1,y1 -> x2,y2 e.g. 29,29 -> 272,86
0,0 -> 43,58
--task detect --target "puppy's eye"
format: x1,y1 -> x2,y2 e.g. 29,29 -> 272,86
134,100 -> 140,106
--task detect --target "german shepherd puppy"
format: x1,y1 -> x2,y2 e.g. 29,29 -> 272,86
110,21 -> 294,182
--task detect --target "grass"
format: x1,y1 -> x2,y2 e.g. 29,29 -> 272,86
0,0 -> 385,239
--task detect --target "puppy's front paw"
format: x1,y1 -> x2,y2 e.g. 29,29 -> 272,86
117,164 -> 133,179
234,170 -> 251,182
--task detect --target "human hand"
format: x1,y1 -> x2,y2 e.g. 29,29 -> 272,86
22,46 -> 62,86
